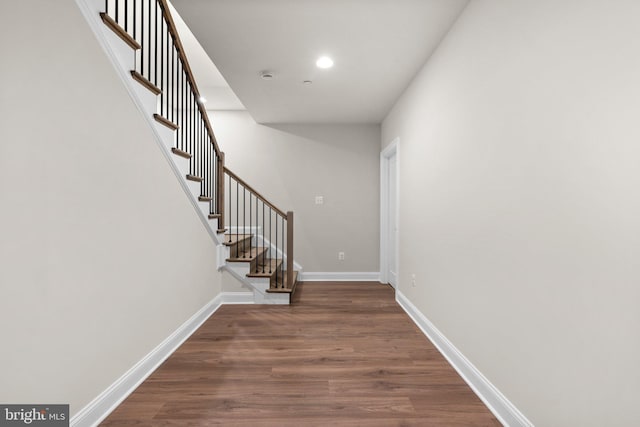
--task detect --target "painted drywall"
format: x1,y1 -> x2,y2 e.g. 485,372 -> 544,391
382,1 -> 640,426
0,0 -> 222,417
209,111 -> 380,273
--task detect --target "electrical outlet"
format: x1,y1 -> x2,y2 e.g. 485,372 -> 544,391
411,274 -> 416,287
315,196 -> 324,205
338,252 -> 345,261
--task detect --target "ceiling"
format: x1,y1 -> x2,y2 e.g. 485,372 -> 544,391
170,0 -> 469,124
169,3 -> 245,111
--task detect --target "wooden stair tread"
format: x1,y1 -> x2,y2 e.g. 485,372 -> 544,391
186,174 -> 203,182
153,114 -> 178,130
130,70 -> 161,95
208,213 -> 221,219
222,234 -> 253,246
198,195 -> 213,202
171,147 -> 191,159
247,258 -> 283,277
100,13 -> 140,50
226,246 -> 267,262
217,228 -> 227,234
267,271 -> 299,293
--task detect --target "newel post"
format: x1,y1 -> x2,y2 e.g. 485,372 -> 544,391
286,211 -> 294,287
217,152 -> 225,230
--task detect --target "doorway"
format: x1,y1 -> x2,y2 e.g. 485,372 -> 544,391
380,138 -> 398,288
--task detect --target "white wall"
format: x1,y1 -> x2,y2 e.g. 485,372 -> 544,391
0,0 -> 222,416
382,1 -> 640,426
210,111 -> 380,273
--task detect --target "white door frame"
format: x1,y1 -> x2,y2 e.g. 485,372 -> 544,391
380,137 -> 399,287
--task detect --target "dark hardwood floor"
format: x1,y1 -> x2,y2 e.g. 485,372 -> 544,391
101,282 -> 501,426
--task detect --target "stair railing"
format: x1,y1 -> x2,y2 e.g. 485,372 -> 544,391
225,168 -> 294,290
101,0 -> 293,288
102,0 -> 223,220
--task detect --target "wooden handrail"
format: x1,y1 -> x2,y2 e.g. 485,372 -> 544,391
157,0 -> 221,156
224,167 -> 287,218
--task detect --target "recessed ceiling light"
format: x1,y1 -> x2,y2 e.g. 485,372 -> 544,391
198,96 -> 207,103
303,80 -> 313,85
316,56 -> 334,69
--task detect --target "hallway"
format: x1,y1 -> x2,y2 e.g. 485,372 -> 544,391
102,282 -> 499,426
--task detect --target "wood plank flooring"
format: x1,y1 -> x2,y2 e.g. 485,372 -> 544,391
101,282 -> 500,426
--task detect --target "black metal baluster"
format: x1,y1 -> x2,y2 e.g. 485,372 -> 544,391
115,0 -> 119,24
140,0 -> 144,76
188,90 -> 192,169
182,69 -> 186,155
282,216 -> 285,287
200,121 -> 203,196
132,0 -> 136,41
215,151 -> 219,213
176,62 -> 180,148
249,191 -> 252,261
198,115 -> 202,192
209,141 -> 212,210
168,24 -> 171,120
199,107 -> 202,186
236,180 -> 239,253
228,176 -> 232,243
262,203 -> 265,273
257,195 -> 262,272
206,138 -> 209,207
214,149 -> 217,213
198,113 -> 202,191
193,94 -> 196,176
147,0 -> 151,82
189,85 -> 192,171
186,92 -> 192,176
178,56 -> 181,136
169,38 -> 173,124
269,208 -> 272,273
124,0 -> 128,32
176,61 -> 180,149
159,17 -> 164,117
275,213 -> 279,285
154,2 -> 159,86
209,143 -> 212,210
242,186 -> 246,257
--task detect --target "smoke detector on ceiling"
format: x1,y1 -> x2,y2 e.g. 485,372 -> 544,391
260,71 -> 274,80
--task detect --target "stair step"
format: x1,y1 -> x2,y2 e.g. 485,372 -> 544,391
186,174 -> 203,183
171,147 -> 192,159
222,234 -> 253,246
247,258 -> 283,278
100,13 -> 140,50
208,213 -> 221,219
217,228 -> 227,234
198,195 -> 213,202
153,114 -> 178,130
267,271 -> 299,293
227,246 -> 267,263
130,70 -> 161,95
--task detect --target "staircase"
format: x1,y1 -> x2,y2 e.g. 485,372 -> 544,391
77,0 -> 299,304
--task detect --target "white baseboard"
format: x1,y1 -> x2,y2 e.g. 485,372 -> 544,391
395,291 -> 533,427
70,292 -> 250,427
299,272 -> 380,282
